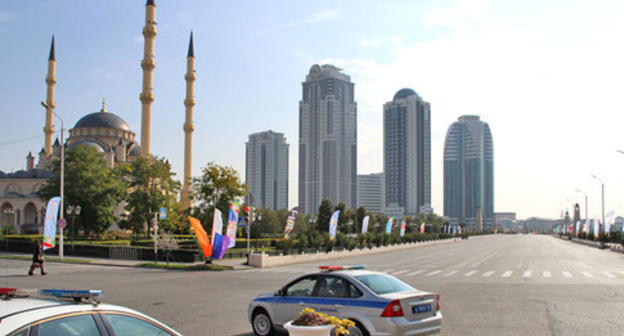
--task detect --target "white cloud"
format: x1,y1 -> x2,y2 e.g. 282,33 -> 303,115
304,9 -> 342,23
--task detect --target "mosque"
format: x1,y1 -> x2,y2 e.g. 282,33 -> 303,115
0,1 -> 195,234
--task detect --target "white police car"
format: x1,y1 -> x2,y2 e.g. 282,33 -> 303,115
0,288 -> 183,336
248,265 -> 442,336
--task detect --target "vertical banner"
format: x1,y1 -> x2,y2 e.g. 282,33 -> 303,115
226,201 -> 240,248
189,217 -> 212,258
605,211 -> 614,234
584,218 -> 590,234
284,207 -> 299,238
211,208 -> 223,245
593,218 -> 600,239
420,223 -> 425,234
43,197 -> 61,250
329,210 -> 340,241
361,215 -> 369,234
399,219 -> 406,237
575,221 -> 580,237
385,218 -> 393,234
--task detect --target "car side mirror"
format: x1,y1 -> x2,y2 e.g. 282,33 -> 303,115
275,288 -> 285,296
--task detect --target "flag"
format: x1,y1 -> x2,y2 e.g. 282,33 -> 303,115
385,218 -> 393,234
400,219 -> 406,237
42,197 -> 61,250
420,223 -> 425,234
189,217 -> 212,258
226,201 -> 240,248
575,221 -> 581,237
284,207 -> 299,237
329,210 -> 340,241
210,209 -> 230,260
211,209 -> 223,245
584,218 -> 590,234
361,215 -> 369,234
593,217 -> 600,239
605,211 -> 615,234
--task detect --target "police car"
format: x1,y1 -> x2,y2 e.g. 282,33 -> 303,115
248,265 -> 442,336
0,287 -> 183,336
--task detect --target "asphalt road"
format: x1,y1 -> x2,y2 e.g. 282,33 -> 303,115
4,234 -> 624,336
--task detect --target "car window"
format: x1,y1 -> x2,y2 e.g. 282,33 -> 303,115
284,276 -> 317,297
8,328 -> 29,336
37,314 -> 101,336
104,313 -> 175,336
347,282 -> 363,298
317,276 -> 349,298
355,274 -> 415,295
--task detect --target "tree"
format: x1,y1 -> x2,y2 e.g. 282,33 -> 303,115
120,156 -> 181,234
192,162 -> 246,232
38,145 -> 126,235
316,198 -> 333,233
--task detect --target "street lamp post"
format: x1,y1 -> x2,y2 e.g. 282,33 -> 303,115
41,101 -> 64,261
574,189 -> 588,221
67,205 -> 81,250
590,174 -> 605,232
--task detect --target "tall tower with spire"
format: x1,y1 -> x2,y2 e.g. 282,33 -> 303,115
181,32 -> 195,210
43,35 -> 57,155
139,0 -> 157,157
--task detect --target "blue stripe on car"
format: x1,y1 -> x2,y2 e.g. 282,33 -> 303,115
253,296 -> 387,309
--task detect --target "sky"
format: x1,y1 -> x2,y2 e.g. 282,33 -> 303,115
1,0 -> 623,221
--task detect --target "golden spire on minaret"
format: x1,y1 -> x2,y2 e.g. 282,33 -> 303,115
139,0 -> 157,157
181,31 -> 196,211
43,35 -> 57,155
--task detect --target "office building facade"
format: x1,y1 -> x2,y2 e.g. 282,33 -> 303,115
444,115 -> 494,230
383,88 -> 431,217
357,173 -> 384,214
246,130 -> 289,210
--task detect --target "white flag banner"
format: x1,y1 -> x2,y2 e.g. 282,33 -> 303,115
361,215 -> 369,234
43,197 -> 61,250
605,211 -> 615,234
329,210 -> 340,241
593,217 -> 600,238
211,208 -> 223,245
226,202 -> 240,248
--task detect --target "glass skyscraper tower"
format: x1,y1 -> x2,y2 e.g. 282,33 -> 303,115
299,64 -> 357,213
383,88 -> 431,217
443,115 -> 494,230
246,130 -> 289,210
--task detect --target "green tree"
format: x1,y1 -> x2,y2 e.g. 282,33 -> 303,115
316,198 -> 333,233
120,156 -> 181,234
38,145 -> 126,235
192,162 -> 246,232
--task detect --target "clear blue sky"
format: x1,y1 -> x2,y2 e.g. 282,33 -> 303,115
1,0 -> 623,220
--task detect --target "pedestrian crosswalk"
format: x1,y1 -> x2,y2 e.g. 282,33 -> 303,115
241,266 -> 624,280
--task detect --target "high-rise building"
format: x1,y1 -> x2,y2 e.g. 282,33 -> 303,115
383,88 -> 431,218
299,64 -> 357,213
357,173 -> 384,214
246,130 -> 289,210
444,115 -> 494,230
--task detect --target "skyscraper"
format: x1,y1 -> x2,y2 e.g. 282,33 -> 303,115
246,130 -> 289,210
357,173 -> 384,214
299,64 -> 357,213
444,115 -> 494,230
383,88 -> 431,218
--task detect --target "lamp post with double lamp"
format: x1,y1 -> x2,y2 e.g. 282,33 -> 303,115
66,205 -> 81,250
41,101 -> 65,261
590,174 -> 605,232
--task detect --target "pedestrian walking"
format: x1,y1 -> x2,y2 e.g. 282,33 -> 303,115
28,240 -> 46,276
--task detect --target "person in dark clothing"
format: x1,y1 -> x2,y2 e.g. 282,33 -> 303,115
28,240 -> 46,276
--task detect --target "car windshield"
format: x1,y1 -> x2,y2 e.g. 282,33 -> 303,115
355,273 -> 416,295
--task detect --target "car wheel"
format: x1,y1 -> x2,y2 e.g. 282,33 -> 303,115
347,321 -> 369,336
252,309 -> 276,336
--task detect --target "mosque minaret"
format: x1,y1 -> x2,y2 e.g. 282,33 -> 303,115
43,35 -> 57,155
139,0 -> 157,157
181,32 -> 196,210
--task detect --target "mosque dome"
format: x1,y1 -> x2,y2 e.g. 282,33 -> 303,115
68,139 -> 108,153
74,111 -> 130,131
393,88 -> 420,100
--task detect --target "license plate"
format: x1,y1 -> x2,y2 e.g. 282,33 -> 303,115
412,304 -> 432,314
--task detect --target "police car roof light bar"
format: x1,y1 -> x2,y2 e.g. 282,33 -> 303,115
0,288 -> 103,300
318,265 -> 366,272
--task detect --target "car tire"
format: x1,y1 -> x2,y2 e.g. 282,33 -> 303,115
252,309 -> 276,336
347,321 -> 369,336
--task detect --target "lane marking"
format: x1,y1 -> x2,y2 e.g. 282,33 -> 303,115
425,270 -> 442,276
501,271 -> 513,277
522,271 -> 532,277
562,271 -> 572,278
581,271 -> 594,278
391,270 -> 409,275
382,269 -> 395,274
463,270 -> 478,277
443,270 -> 459,277
543,271 -> 552,278
482,270 -> 495,277
602,271 -> 616,278
407,270 -> 425,276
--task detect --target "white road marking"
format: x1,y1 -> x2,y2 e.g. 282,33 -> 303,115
562,271 -> 572,278
522,271 -> 532,277
425,270 -> 443,276
581,271 -> 594,278
463,270 -> 478,277
602,271 -> 616,278
482,270 -> 495,277
407,270 -> 426,276
443,270 -> 459,277
391,270 -> 409,275
543,271 -> 552,278
501,271 -> 513,277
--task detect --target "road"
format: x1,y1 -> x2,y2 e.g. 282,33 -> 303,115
4,234 -> 624,335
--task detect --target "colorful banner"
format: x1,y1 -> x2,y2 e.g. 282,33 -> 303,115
43,197 -> 61,250
329,210 -> 340,241
575,221 -> 581,237
189,217 -> 212,258
361,215 -> 369,234
399,219 -> 406,237
284,207 -> 299,237
226,201 -> 240,248
420,223 -> 425,234
385,218 -> 393,234
210,209 -> 230,260
211,208 -> 223,245
605,211 -> 614,234
593,217 -> 600,239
